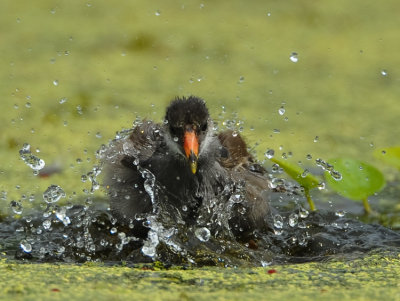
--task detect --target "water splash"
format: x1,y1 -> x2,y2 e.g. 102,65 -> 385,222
43,185 -> 66,203
195,227 -> 211,242
19,143 -> 45,171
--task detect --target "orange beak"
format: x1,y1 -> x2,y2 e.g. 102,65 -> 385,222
183,130 -> 199,174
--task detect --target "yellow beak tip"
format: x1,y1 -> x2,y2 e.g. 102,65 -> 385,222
190,162 -> 197,174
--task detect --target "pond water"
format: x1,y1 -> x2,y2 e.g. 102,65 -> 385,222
1,0 -> 400,266
2,191 -> 400,267
1,130 -> 400,267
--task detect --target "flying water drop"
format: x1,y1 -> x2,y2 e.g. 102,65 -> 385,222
195,227 -> 211,242
19,143 -> 45,171
289,52 -> 298,63
43,185 -> 66,203
20,240 -> 32,253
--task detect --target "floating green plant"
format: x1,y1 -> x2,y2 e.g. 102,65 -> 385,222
324,158 -> 386,214
270,158 -> 320,211
374,146 -> 400,170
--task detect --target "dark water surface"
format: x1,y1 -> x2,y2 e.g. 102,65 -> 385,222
2,195 -> 399,267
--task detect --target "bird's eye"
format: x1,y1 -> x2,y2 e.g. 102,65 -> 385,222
201,123 -> 207,131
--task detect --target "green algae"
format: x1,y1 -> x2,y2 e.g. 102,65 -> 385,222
1,253 -> 399,300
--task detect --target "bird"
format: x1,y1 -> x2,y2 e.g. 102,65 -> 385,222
101,96 -> 274,240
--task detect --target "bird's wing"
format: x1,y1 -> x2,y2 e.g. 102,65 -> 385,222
100,120 -> 162,221
217,130 -> 273,233
217,130 -> 266,172
124,120 -> 162,165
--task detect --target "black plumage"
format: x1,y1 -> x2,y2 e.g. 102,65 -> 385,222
101,96 -> 273,239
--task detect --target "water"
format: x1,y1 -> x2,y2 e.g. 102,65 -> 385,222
1,188 -> 400,266
19,143 -> 45,171
2,123 -> 400,266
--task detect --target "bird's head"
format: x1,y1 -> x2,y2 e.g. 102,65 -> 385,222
165,96 -> 210,174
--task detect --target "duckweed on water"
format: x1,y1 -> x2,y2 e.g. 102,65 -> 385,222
1,253 -> 400,300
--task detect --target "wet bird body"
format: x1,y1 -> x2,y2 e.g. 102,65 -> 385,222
102,96 -> 272,238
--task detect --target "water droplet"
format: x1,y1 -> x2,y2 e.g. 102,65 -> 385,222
306,154 -> 312,160
195,227 -> 211,242
266,12 -> 271,17
289,52 -> 298,63
42,219 -> 52,230
335,210 -> 346,217
76,105 -> 83,115
59,97 -> 68,104
173,136 -> 179,142
141,169 -> 156,210
313,136 -> 319,143
273,214 -> 283,229
10,200 -> 23,214
330,170 -> 342,181
53,79 -> 59,86
381,69 -> 387,76
110,227 -> 117,234
19,143 -> 46,171
264,149 -> 275,159
288,213 -> 298,227
142,230 -> 159,257
55,206 -> 71,226
278,106 -> 285,115
261,261 -> 272,267
298,221 -> 307,229
299,207 -> 309,218
20,240 -> 32,253
238,76 -> 245,84
43,184 -> 66,203
155,10 -> 161,16
301,169 -> 309,178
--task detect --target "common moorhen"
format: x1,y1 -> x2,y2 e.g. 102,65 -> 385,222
102,96 -> 273,239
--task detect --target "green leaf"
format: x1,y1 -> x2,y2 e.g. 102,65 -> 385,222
325,158 -> 386,201
374,146 -> 400,170
270,158 -> 320,190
